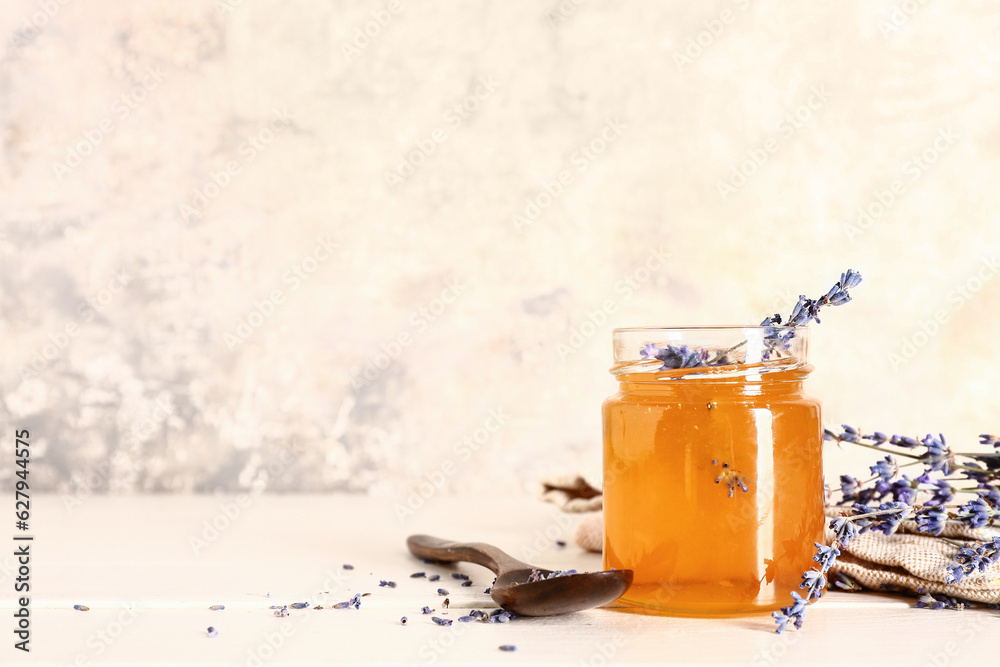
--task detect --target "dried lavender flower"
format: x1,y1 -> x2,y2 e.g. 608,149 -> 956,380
207,626 -> 218,638
431,616 -> 452,626
915,506 -> 948,536
209,604 -> 225,611
499,645 -> 517,652
379,580 -> 397,588
437,588 -> 449,596
643,270 -> 863,370
870,456 -> 898,483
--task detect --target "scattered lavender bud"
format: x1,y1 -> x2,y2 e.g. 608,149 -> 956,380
410,572 -> 426,578
290,602 -> 309,609
499,645 -> 517,652
342,564 -> 354,570
274,608 -> 289,617
73,605 -> 89,611
484,587 -> 491,594
379,580 -> 397,588
333,602 -> 350,610
209,604 -> 225,611
421,606 -> 433,614
400,616 -> 407,625
207,626 -> 218,638
556,540 -> 566,547
431,616 -> 452,626
437,588 -> 449,596
458,615 -> 474,622
428,574 -> 441,582
461,581 -> 473,587
451,573 -> 469,580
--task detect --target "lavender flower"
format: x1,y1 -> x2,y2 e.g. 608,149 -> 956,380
925,479 -> 954,506
830,516 -> 860,544
767,270 -> 863,327
870,456 -> 898,483
979,434 -> 1000,452
946,538 -> 1000,584
978,483 -> 1000,509
839,475 -> 861,501
886,476 -> 917,505
812,543 -> 840,573
714,461 -> 749,497
799,570 -> 827,600
916,593 -> 966,610
643,271 -> 863,370
914,506 -> 947,536
431,616 -> 452,626
957,497 -> 993,529
772,591 -> 808,633
641,343 -> 709,371
891,434 -> 921,448
921,433 -> 952,474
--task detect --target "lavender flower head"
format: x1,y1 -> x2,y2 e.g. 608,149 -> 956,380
641,270 -> 863,370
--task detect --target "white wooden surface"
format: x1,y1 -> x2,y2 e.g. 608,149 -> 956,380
2,494 -> 997,666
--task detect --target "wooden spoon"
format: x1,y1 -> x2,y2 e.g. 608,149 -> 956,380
406,534 -> 633,616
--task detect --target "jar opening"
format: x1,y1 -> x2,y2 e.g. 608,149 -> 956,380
610,326 -> 809,380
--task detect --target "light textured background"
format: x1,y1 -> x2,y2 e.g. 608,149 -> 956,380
1,0 -> 998,499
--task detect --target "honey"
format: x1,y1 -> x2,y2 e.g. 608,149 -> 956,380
602,327 -> 824,616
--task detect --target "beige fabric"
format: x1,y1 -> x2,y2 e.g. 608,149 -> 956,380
575,512 -> 603,553
568,508 -> 1000,603
824,512 -> 1000,603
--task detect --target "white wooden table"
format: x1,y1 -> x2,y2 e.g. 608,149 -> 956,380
2,494 -> 996,665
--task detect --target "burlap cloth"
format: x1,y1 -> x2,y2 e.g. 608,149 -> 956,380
542,475 -> 1000,604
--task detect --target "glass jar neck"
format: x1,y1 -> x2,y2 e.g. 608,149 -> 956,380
616,364 -> 813,398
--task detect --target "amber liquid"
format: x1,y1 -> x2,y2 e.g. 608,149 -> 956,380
602,364 -> 823,616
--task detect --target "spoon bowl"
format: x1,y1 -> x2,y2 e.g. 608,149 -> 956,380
406,535 -> 633,616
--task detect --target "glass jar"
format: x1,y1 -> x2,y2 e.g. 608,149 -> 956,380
602,326 -> 824,616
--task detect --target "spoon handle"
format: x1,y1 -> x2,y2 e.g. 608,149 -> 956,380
406,535 -> 532,576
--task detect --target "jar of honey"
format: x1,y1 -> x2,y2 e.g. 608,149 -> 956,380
602,326 -> 824,616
